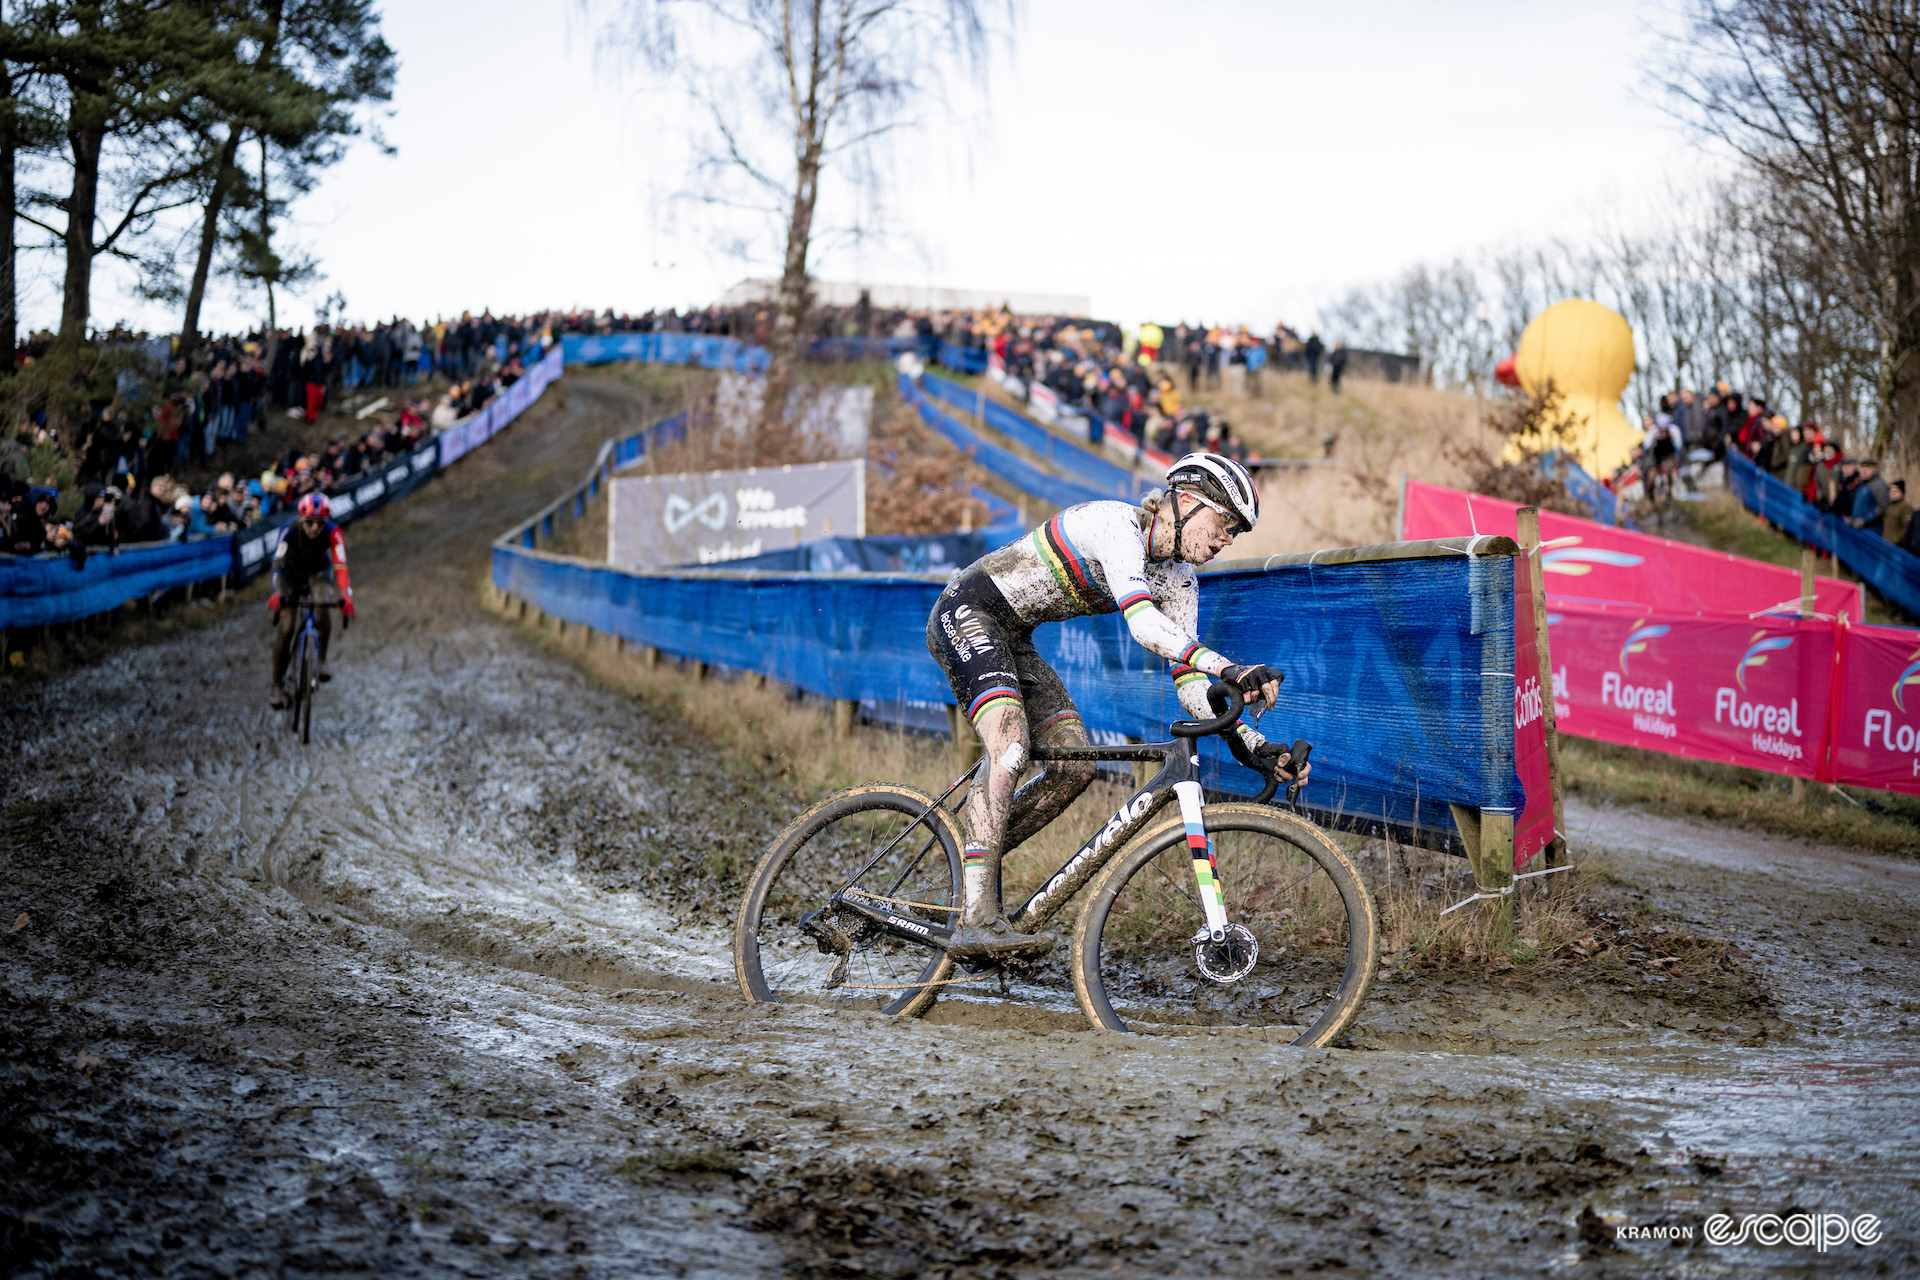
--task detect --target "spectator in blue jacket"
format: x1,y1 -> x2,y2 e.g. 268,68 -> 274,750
1849,459 -> 1890,535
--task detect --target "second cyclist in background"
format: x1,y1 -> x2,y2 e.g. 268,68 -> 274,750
268,493 -> 356,708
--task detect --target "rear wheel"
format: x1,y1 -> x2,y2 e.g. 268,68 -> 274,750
736,784 -> 963,1017
1072,804 -> 1377,1046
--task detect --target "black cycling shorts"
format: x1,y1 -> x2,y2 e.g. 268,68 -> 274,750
926,569 -> 1082,736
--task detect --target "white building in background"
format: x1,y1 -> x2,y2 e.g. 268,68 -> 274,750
718,278 -> 1092,318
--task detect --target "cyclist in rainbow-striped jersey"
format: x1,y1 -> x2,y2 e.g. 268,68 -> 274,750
926,452 -> 1304,961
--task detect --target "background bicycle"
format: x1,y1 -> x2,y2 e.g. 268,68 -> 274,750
280,598 -> 345,744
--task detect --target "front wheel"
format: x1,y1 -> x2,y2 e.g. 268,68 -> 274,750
296,638 -> 315,744
736,783 -> 963,1018
1072,804 -> 1377,1047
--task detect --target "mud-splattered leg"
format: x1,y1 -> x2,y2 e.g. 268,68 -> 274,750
960,702 -> 1028,926
1003,711 -> 1097,855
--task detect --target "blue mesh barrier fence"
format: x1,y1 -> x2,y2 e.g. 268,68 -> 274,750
921,372 -> 1140,499
1729,450 -> 1920,618
900,375 -> 1113,511
1542,450 -> 1633,527
558,332 -> 770,372
937,342 -> 989,374
3,346 -> 566,630
491,534 -> 1523,844
687,530 -> 1024,575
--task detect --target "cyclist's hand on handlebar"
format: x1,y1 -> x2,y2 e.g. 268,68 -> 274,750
341,595 -> 355,623
1256,741 -> 1309,787
1222,663 -> 1280,711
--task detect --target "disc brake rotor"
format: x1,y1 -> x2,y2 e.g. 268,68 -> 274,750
1193,923 -> 1259,984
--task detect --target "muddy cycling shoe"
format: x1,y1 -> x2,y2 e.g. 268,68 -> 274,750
318,663 -> 333,683
945,916 -> 1056,961
267,689 -> 289,710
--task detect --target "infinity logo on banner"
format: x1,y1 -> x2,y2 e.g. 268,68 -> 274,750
664,492 -> 728,533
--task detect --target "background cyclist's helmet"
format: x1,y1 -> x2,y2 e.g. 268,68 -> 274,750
297,493 -> 331,520
1165,452 -> 1259,533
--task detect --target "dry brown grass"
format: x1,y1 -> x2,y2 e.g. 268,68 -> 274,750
1180,368 -> 1487,559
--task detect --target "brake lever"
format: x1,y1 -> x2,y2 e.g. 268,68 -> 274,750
1284,740 -> 1312,810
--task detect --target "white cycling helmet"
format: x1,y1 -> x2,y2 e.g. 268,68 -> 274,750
1165,451 -> 1259,533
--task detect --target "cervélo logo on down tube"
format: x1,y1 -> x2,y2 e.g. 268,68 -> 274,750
1600,619 -> 1676,739
1717,631 -> 1803,761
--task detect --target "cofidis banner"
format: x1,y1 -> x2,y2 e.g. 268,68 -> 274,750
1547,601 -> 1837,779
1512,557 -> 1557,866
1402,479 -> 1863,617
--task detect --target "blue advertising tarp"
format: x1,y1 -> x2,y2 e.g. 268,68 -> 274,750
900,375 -> 1114,511
560,332 -> 770,373
1729,450 -> 1920,618
491,542 -> 1521,836
921,372 -> 1139,499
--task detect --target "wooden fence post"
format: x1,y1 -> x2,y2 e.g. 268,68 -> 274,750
833,699 -> 857,738
642,644 -> 659,670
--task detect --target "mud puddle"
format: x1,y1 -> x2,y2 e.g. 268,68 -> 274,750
4,371 -> 1918,1276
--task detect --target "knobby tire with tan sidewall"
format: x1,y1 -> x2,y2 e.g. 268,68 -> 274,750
1071,803 -> 1378,1047
736,783 -> 964,1019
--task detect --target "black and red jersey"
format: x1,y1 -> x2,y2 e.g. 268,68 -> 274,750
271,518 -> 352,599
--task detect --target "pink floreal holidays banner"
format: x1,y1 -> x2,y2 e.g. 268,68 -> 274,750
1511,558 -> 1557,867
1547,603 -> 1836,780
1829,622 -> 1920,792
1404,478 -> 1920,797
1400,480 -> 1863,617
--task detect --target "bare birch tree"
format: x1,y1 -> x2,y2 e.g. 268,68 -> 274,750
597,0 -> 1005,450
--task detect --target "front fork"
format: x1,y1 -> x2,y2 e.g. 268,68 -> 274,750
1174,780 -> 1230,941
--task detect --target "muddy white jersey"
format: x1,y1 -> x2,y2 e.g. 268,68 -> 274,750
972,501 -> 1244,727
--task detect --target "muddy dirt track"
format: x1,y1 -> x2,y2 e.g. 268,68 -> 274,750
5,373 -> 1919,1278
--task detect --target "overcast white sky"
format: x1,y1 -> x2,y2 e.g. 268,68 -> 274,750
24,0 -> 1704,337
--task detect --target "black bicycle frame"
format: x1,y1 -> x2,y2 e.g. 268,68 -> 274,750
823,679 -> 1284,958
827,740 -> 1199,952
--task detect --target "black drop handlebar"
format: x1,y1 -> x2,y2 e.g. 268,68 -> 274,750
1169,677 -> 1314,807
1170,678 -> 1250,738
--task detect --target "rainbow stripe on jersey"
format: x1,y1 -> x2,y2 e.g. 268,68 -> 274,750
1031,515 -> 1116,613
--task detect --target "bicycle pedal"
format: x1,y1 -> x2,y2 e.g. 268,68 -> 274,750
1000,956 -> 1041,983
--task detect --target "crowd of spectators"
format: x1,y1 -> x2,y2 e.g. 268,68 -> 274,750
4,300 -> 1348,558
1611,383 -> 1918,552
2,309 -> 558,558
